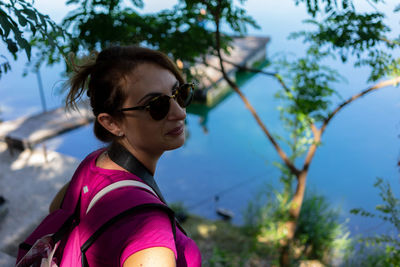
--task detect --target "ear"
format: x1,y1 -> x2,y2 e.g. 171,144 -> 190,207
97,113 -> 124,137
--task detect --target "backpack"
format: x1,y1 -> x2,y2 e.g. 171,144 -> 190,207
15,177 -> 176,267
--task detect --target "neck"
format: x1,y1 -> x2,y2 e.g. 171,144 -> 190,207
108,141 -> 167,203
118,139 -> 162,175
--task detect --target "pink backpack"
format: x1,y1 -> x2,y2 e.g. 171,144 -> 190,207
15,160 -> 176,267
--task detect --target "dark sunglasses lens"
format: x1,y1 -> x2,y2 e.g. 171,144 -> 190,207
177,84 -> 193,107
149,95 -> 170,120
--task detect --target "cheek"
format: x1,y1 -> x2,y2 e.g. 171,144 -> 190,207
126,120 -> 162,143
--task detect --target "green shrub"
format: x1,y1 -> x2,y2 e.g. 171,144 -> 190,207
349,178 -> 400,266
345,245 -> 396,267
295,193 -> 351,263
243,185 -> 351,264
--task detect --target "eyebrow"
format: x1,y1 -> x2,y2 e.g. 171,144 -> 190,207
137,81 -> 179,104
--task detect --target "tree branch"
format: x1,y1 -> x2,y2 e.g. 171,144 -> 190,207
213,0 -> 300,176
221,57 -> 292,94
302,123 -> 321,172
221,58 -> 276,76
379,37 -> 400,47
321,76 -> 400,135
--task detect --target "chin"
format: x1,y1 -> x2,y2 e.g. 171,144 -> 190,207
164,136 -> 186,151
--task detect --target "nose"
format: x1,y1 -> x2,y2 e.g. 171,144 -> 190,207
167,98 -> 186,121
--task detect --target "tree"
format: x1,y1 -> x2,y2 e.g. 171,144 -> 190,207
0,0 -> 67,78
206,0 -> 399,264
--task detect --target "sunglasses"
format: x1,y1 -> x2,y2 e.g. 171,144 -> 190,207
119,83 -> 194,120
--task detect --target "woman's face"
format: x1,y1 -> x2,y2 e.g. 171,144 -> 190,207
118,63 -> 187,158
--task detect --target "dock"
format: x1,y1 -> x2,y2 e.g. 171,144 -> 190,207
193,35 -> 270,107
0,101 -> 93,152
0,35 -> 269,151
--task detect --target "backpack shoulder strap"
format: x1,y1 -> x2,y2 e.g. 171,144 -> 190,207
86,179 -> 188,236
86,180 -> 157,214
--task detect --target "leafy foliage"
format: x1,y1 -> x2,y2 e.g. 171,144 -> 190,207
294,0 -> 353,17
244,182 -> 351,263
294,0 -> 384,17
0,55 -> 11,79
269,49 -> 344,161
0,0 -> 68,74
274,52 -> 344,123
290,2 -> 399,82
295,193 -> 351,262
350,178 -> 400,265
30,0 -> 259,80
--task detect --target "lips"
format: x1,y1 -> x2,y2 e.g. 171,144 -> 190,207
166,125 -> 184,136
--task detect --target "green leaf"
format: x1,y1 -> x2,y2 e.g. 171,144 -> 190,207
16,12 -> 28,27
27,21 -> 37,36
37,14 -> 48,32
5,38 -> 18,54
21,8 -> 38,21
0,14 -> 13,38
129,0 -> 144,8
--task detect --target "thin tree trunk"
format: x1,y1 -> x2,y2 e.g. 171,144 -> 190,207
279,170 -> 308,266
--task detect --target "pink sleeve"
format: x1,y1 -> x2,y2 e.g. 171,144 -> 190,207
118,208 -> 177,266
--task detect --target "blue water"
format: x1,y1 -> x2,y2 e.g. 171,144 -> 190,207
1,0 -> 399,238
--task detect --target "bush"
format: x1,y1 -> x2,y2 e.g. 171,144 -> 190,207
243,185 -> 351,264
349,178 -> 400,266
295,193 -> 351,263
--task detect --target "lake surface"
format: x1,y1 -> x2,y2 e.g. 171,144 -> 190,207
1,0 -> 399,238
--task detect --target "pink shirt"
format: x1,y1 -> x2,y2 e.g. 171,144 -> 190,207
76,149 -> 201,267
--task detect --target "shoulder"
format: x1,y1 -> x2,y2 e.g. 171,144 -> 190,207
123,246 -> 176,267
118,208 -> 177,266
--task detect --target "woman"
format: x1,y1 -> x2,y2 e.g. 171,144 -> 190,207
50,46 -> 201,266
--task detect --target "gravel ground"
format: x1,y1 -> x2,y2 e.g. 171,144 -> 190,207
0,142 -> 79,264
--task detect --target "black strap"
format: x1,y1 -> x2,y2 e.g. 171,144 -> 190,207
18,242 -> 32,251
80,203 -> 176,267
51,213 -> 77,243
107,142 -> 187,236
107,142 -> 167,203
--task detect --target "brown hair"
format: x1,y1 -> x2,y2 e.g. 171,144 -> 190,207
66,46 -> 184,142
